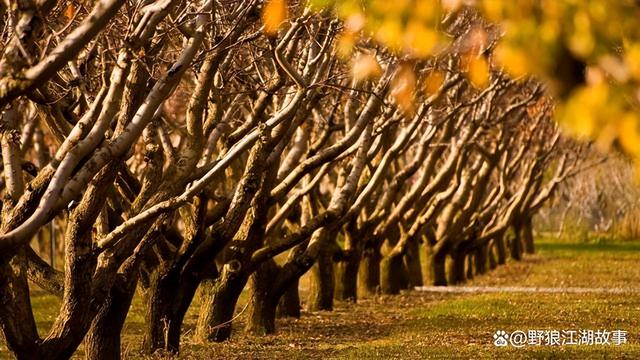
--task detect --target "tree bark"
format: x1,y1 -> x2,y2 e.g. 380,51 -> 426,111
466,253 -> 474,280
488,242 -> 498,270
141,265 -> 199,355
277,281 -> 301,318
474,244 -> 488,275
523,216 -> 535,254
422,243 -> 433,285
142,272 -> 172,354
495,235 -> 507,265
85,276 -> 136,360
335,249 -> 360,302
511,223 -> 523,261
307,248 -> 334,311
196,265 -> 248,342
246,260 -> 280,335
430,247 -> 447,286
0,250 -> 40,360
380,253 -> 407,295
358,246 -> 380,296
447,251 -> 466,285
404,239 -> 423,287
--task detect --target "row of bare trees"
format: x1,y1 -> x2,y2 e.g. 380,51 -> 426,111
535,152 -> 636,239
0,1 -> 583,359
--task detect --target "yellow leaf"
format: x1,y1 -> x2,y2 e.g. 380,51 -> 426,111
495,44 -> 529,78
559,84 -> 608,139
375,19 -> 403,52
625,44 -> 640,81
391,64 -> 416,115
423,70 -> 445,96
262,0 -> 288,35
414,1 -> 437,21
404,21 -> 438,58
481,0 -> 502,21
370,0 -> 409,16
568,30 -> 595,59
466,56 -> 490,89
568,11 -> 594,58
618,113 -> 640,157
595,121 -> 617,151
352,53 -> 382,83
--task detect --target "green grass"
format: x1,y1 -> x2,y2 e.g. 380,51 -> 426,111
2,238 -> 640,359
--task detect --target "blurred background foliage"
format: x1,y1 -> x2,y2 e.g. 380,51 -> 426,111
264,0 -> 640,168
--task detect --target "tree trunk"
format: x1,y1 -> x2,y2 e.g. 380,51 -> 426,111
466,253 -> 474,280
334,250 -> 360,302
246,260 -> 280,335
495,235 -> 507,265
511,223 -> 523,261
307,249 -> 334,311
277,281 -> 301,318
488,242 -> 497,270
196,264 -> 247,343
142,273 -> 172,354
358,247 -> 380,296
474,245 -> 488,275
85,277 -> 136,360
141,267 -> 198,355
0,250 -> 40,360
404,239 -> 423,287
523,216 -> 535,254
431,247 -> 447,286
380,253 -> 406,294
447,251 -> 466,285
422,243 -> 432,285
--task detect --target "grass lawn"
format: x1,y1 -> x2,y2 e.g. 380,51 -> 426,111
2,238 -> 640,359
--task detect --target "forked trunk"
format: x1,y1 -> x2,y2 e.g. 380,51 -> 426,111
141,267 -> 198,355
85,277 -> 136,360
196,268 -> 248,342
